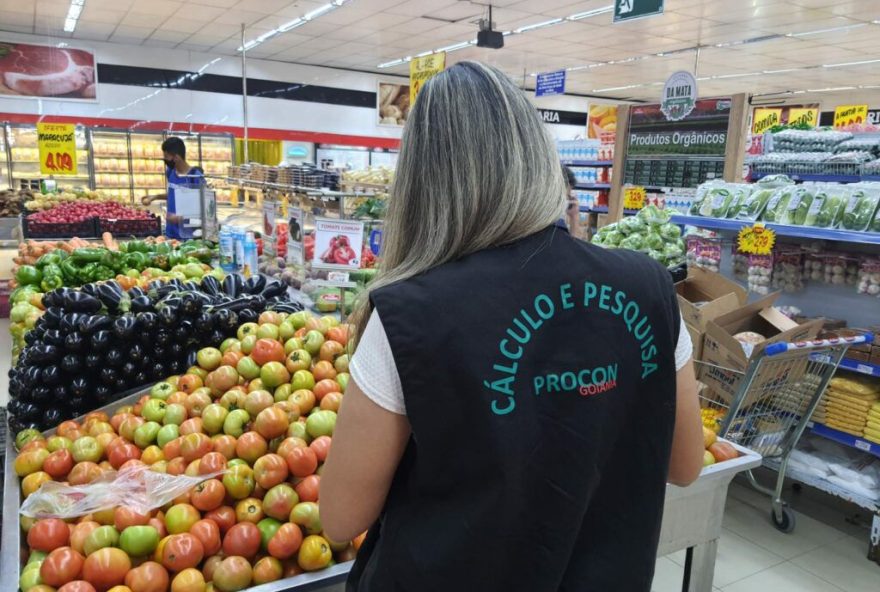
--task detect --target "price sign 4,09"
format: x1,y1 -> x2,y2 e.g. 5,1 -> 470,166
44,152 -> 75,173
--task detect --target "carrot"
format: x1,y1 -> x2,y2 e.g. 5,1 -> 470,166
102,232 -> 118,250
59,242 -> 74,253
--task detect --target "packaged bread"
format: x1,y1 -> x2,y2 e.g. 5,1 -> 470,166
829,376 -> 880,397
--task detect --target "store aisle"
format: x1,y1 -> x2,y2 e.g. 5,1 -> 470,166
653,480 -> 878,592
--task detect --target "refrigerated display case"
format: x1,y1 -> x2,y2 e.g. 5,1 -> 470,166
89,128 -> 132,202
6,124 -> 91,191
129,131 -> 166,202
198,133 -> 234,203
0,126 -> 9,190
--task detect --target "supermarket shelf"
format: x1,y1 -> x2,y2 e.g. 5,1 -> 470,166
764,456 -> 879,511
808,421 -> 880,460
750,172 -> 864,183
562,160 -> 613,167
583,205 -> 640,215
575,183 -> 611,190
669,214 -> 880,245
838,358 -> 880,378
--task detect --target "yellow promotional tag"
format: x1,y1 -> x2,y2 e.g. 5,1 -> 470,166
737,223 -> 776,255
833,104 -> 868,128
788,107 -> 818,128
623,186 -> 646,210
37,122 -> 78,176
410,52 -> 446,105
752,108 -> 781,135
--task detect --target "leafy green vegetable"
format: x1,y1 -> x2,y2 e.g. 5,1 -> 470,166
840,190 -> 880,231
659,222 -> 681,241
762,188 -> 794,223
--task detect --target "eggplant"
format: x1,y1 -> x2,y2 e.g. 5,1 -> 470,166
200,275 -> 222,296
41,289 -> 64,308
95,385 -> 114,403
182,280 -> 200,292
96,282 -> 130,313
222,274 -> 243,297
69,377 -> 90,398
244,274 -> 267,295
64,332 -> 86,353
44,408 -> 63,426
29,344 -> 60,364
136,312 -> 159,332
270,302 -> 305,313
158,305 -> 178,327
211,296 -> 257,313
148,279 -> 165,292
180,292 -> 201,316
208,329 -> 227,345
112,315 -> 138,340
79,314 -> 113,335
61,313 -> 85,334
195,311 -> 214,332
43,307 -> 64,329
52,384 -> 68,400
24,331 -> 41,347
174,320 -> 195,342
80,283 -> 99,298
104,348 -> 124,367
238,308 -> 258,324
128,286 -> 146,299
61,354 -> 82,373
90,330 -> 112,351
169,342 -> 185,359
61,291 -> 102,314
150,362 -> 167,379
139,331 -> 154,347
121,361 -> 138,377
155,330 -> 171,347
42,329 -> 65,347
84,353 -> 102,369
41,365 -> 62,386
129,343 -> 145,361
133,372 -> 148,386
130,295 -> 155,313
100,367 -> 118,385
67,396 -> 86,412
31,385 -> 52,405
261,278 -> 287,298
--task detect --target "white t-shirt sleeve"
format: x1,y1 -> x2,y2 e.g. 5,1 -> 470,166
675,316 -> 693,371
349,309 -> 407,415
349,310 -> 693,414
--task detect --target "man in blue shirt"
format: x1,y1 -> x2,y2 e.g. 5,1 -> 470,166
142,136 -> 203,239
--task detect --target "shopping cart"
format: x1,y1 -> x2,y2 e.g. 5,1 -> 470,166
695,333 -> 874,533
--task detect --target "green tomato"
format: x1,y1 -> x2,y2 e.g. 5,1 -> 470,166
119,525 -> 160,557
46,435 -> 73,452
19,563 -> 43,591
202,404 -> 229,435
306,410 -> 337,438
71,436 -> 103,463
84,525 -> 120,556
150,381 -> 175,401
141,399 -> 167,423
134,421 -> 162,448
157,424 -> 180,448
223,408 -> 250,437
26,550 -> 48,566
163,403 -> 187,426
257,517 -> 283,551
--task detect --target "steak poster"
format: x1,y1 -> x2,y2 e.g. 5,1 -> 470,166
0,41 -> 97,100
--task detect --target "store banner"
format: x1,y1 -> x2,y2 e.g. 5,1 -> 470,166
614,0 -> 664,23
660,71 -> 697,121
535,70 -> 566,97
787,107 -> 819,127
312,218 -> 365,271
409,52 -> 446,105
627,98 -> 731,157
833,104 -> 868,128
0,40 -> 97,100
587,104 -> 618,140
287,208 -> 304,266
752,108 -> 782,135
37,123 -> 78,176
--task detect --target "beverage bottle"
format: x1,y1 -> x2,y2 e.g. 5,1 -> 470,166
219,227 -> 234,272
242,232 -> 258,278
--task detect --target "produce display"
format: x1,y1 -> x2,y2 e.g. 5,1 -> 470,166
840,187 -> 880,231
24,189 -> 125,212
0,187 -> 32,216
591,205 -> 685,267
7,273 -> 302,433
24,199 -> 161,238
11,310 -> 356,592
702,428 -> 740,467
341,166 -> 393,187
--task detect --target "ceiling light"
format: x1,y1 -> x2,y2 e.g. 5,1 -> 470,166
713,72 -> 758,79
239,0 -> 351,51
593,84 -> 644,93
568,5 -> 614,21
377,58 -> 407,68
822,58 -> 880,68
436,41 -> 473,53
63,0 -> 85,33
806,86 -> 856,92
514,18 -> 563,33
278,18 -> 305,32
787,23 -> 865,37
305,3 -> 335,20
762,68 -> 801,74
63,18 -> 77,32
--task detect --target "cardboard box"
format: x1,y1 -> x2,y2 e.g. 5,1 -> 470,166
676,267 -> 747,331
698,292 -> 823,407
685,322 -> 704,361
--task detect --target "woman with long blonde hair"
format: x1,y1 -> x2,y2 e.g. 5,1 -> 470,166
322,61 -> 702,592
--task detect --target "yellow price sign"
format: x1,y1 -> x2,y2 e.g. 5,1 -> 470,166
623,186 -> 646,210
410,52 -> 446,105
37,122 -> 78,176
737,223 -> 776,255
752,108 -> 781,135
833,104 -> 868,128
788,107 -> 818,127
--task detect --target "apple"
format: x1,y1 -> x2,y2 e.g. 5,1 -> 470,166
224,409 -> 251,438
291,370 -> 315,392
157,424 -> 180,448
241,334 -> 257,354
285,350 -> 312,374
150,382 -> 175,401
202,404 -> 230,435
260,362 -> 290,389
303,331 -> 325,356
220,338 -> 241,353
142,399 -> 167,423
134,421 -> 161,449
163,403 -> 187,426
237,323 -> 260,341
257,323 -> 280,340
197,348 -> 223,371
237,356 -> 261,380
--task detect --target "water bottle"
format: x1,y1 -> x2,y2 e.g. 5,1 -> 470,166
242,232 -> 258,278
219,227 -> 234,272
233,227 -> 247,273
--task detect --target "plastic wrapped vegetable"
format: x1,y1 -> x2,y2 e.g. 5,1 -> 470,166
659,222 -> 682,241
781,187 -> 814,225
638,204 -> 671,225
618,234 -> 645,251
871,206 -> 880,233
762,187 -> 795,223
736,187 -> 775,221
841,188 -> 880,231
644,231 -> 665,251
699,186 -> 734,217
724,185 -> 751,219
602,229 -> 624,247
806,187 -> 847,228
755,174 -> 793,188
647,249 -> 664,262
618,215 -> 646,235
689,181 -> 722,216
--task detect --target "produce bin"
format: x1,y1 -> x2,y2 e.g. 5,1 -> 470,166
20,213 -> 98,239
96,214 -> 162,237
0,217 -> 19,241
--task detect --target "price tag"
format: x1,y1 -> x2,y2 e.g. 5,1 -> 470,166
328,271 -> 350,283
857,364 -> 873,375
410,52 -> 446,105
737,223 -> 776,255
855,440 -> 871,452
833,104 -> 868,128
623,186 -> 646,210
37,122 -> 78,176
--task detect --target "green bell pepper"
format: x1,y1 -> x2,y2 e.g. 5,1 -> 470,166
123,251 -> 149,269
60,259 -> 81,284
150,253 -> 170,270
15,265 -> 42,287
152,242 -> 172,255
78,262 -> 101,283
124,240 -> 151,253
70,248 -> 106,263
40,264 -> 64,291
36,252 -> 64,268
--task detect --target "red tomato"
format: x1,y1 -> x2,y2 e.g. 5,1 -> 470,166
57,581 -> 97,592
285,447 -> 318,478
148,517 -> 168,540
191,478 -> 225,512
211,435 -> 237,459
203,506 -> 236,536
161,533 -> 205,572
253,407 -> 289,440
162,438 -> 182,460
165,504 -> 200,535
252,338 -> 285,366
222,522 -> 261,559
108,443 -> 141,470
68,461 -> 103,485
311,360 -> 337,382
276,436 -> 307,459
309,436 -> 332,462
82,547 -> 131,591
115,506 -> 150,531
189,519 -> 221,556
201,555 -> 223,583
252,556 -> 283,585
179,433 -> 212,463
212,556 -> 252,592
198,452 -> 226,475
253,453 -> 289,489
124,561 -> 169,592
235,432 -> 268,465
70,520 -> 100,555
312,379 -> 338,401
267,522 -> 303,559
40,547 -> 85,587
295,475 -> 320,503
43,448 -> 75,479
29,518 -> 71,551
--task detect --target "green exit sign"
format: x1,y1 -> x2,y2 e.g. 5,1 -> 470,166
614,0 -> 664,23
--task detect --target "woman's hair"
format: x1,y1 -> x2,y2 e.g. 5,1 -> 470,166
351,61 -> 567,341
562,165 -> 577,191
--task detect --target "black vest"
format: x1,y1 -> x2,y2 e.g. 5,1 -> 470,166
348,225 -> 681,592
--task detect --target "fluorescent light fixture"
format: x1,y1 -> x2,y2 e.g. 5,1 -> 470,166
305,3 -> 335,20
568,5 -> 614,21
806,86 -> 856,92
377,58 -> 407,68
63,18 -> 77,32
436,41 -> 472,53
762,68 -> 801,74
593,84 -> 643,92
278,18 -> 305,32
239,0 -> 350,51
822,58 -> 880,68
514,18 -> 562,34
64,0 -> 85,33
788,23 -> 865,37
713,72 -> 758,79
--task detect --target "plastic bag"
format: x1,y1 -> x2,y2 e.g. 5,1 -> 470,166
20,464 -> 224,519
841,185 -> 880,231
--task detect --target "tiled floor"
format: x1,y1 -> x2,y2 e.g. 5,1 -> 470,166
653,478 -> 879,592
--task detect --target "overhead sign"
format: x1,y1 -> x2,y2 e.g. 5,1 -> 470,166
833,104 -> 868,128
628,99 -> 731,157
787,107 -> 819,127
752,108 -> 782,135
614,0 -> 664,23
660,71 -> 697,121
37,122 -> 78,176
409,52 -> 446,105
535,70 -> 566,97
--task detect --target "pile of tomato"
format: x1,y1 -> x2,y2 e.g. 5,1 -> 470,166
14,310 -> 361,592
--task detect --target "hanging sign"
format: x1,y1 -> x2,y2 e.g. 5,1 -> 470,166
752,108 -> 782,135
660,71 -> 697,121
262,201 -> 277,257
614,0 -> 664,23
833,104 -> 868,128
312,218 -> 365,271
623,186 -> 646,210
535,70 -> 566,97
737,224 -> 776,255
37,123 -> 78,176
410,52 -> 446,105
787,107 -> 819,127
